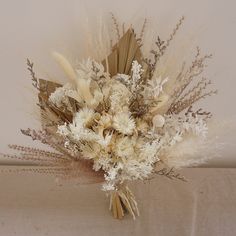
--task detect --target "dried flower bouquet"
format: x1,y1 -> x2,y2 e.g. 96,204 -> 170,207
1,15 -> 218,220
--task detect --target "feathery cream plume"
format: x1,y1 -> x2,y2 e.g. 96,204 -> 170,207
52,52 -> 77,84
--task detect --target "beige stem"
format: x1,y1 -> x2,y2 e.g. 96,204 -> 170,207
109,185 -> 139,220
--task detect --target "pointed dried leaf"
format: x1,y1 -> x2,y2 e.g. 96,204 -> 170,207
102,28 -> 143,77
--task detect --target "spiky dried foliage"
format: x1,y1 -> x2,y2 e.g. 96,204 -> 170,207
144,16 -> 185,79
167,47 -> 217,115
1,129 -> 104,184
27,59 -> 40,90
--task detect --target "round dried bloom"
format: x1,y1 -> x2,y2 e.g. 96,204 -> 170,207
152,114 -> 165,128
113,112 -> 135,135
74,108 -> 96,127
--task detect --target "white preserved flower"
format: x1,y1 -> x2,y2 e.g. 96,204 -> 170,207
102,182 -> 115,191
115,136 -> 135,158
113,112 -> 135,135
98,114 -> 112,129
140,140 -> 161,163
68,114 -> 98,142
74,108 -> 96,127
182,114 -> 208,138
69,123 -> 91,141
104,162 -> 123,182
97,132 -> 113,147
152,114 -> 165,128
93,156 -> 109,172
122,159 -> 153,180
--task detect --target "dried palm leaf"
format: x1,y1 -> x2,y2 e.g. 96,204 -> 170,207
102,28 -> 143,77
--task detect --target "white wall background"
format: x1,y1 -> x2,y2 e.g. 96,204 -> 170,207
0,0 -> 235,166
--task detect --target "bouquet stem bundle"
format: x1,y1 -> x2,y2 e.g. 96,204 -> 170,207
109,185 -> 139,220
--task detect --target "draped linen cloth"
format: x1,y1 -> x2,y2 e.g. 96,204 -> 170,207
0,167 -> 235,236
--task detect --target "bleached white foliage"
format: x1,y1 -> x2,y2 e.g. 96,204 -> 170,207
73,107 -> 96,127
182,113 -> 208,138
113,112 -> 135,135
140,140 -> 161,163
164,134 -> 211,168
142,76 -> 168,102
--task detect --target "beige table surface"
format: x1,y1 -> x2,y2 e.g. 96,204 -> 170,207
0,167 -> 235,236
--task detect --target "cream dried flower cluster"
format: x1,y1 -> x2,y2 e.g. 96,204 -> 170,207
2,15 -> 218,220
52,58 -> 165,192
